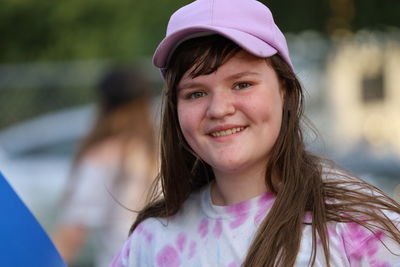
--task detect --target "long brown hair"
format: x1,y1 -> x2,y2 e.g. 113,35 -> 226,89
130,35 -> 400,266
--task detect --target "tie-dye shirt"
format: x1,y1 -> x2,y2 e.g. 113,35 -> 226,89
111,184 -> 400,267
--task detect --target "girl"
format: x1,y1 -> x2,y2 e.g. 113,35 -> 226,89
112,0 -> 400,266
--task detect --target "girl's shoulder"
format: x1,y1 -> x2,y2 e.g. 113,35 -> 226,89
318,164 -> 400,264
128,186 -> 206,239
327,213 -> 400,265
111,189 -> 207,267
332,209 -> 400,237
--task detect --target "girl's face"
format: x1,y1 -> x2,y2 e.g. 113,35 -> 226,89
177,50 -> 284,177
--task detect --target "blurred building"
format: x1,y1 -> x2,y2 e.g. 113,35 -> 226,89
287,31 -> 400,199
327,32 -> 400,155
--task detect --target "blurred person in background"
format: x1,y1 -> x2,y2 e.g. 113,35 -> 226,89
52,66 -> 157,267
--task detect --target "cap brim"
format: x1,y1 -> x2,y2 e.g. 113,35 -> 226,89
153,25 -> 278,70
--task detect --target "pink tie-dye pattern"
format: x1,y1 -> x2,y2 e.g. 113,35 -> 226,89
198,218 -> 209,238
110,237 -> 132,267
327,224 -> 350,255
368,258 -> 391,267
176,233 -> 187,252
213,218 -> 223,238
371,262 -> 390,267
254,192 -> 274,224
224,200 -> 251,229
228,261 -> 238,267
328,225 -> 339,238
188,241 -> 197,259
142,228 -> 154,243
135,224 -> 144,233
110,250 -> 125,267
304,212 -> 313,224
134,224 -> 153,243
156,245 -> 181,267
259,191 -> 274,204
123,239 -> 131,259
344,223 -> 388,265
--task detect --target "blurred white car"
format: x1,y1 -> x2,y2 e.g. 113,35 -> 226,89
0,105 -> 95,231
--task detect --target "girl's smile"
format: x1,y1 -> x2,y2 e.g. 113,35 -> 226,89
177,50 -> 284,180
207,125 -> 247,138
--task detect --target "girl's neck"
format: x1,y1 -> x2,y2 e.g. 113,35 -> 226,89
211,167 -> 269,206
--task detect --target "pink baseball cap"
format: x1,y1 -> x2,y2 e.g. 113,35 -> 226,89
153,0 -> 293,75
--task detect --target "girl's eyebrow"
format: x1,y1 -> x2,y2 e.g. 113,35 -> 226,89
177,82 -> 204,92
224,71 -> 260,81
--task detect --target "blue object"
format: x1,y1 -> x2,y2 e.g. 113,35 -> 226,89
0,172 -> 66,267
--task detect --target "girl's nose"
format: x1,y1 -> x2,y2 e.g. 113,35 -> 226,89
206,90 -> 235,119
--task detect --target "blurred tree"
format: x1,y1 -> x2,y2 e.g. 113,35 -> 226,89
263,0 -> 331,33
266,0 -> 400,34
326,0 -> 355,34
0,0 -> 191,63
1,0 -> 400,63
353,0 -> 400,31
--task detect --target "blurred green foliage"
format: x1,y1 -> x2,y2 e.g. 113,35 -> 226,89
0,0 -> 192,62
1,0 -> 400,63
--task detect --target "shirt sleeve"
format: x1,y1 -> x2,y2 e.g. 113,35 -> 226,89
110,236 -> 131,267
110,222 -> 155,267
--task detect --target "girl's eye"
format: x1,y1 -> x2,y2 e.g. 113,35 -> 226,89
233,82 -> 251,90
188,91 -> 206,99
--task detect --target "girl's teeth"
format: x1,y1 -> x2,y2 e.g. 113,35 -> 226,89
211,127 -> 244,137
